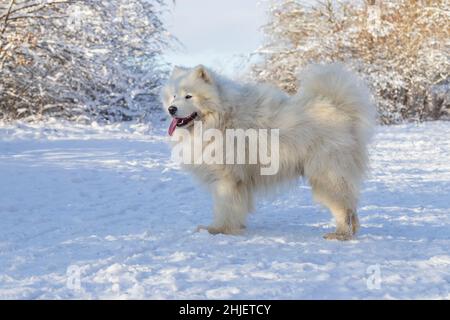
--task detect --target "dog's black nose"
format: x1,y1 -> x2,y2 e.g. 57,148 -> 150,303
168,106 -> 177,115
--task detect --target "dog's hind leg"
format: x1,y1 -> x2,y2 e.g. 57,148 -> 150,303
351,211 -> 360,235
197,178 -> 253,235
310,178 -> 357,241
323,205 -> 354,241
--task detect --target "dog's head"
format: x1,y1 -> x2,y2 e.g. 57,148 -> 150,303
161,65 -> 221,136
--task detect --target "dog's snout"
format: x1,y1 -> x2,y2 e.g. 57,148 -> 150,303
168,106 -> 177,115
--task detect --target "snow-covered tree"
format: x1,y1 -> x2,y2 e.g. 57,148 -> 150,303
253,0 -> 449,124
0,0 -> 173,122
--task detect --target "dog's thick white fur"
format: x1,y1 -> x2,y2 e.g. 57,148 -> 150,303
162,63 -> 375,240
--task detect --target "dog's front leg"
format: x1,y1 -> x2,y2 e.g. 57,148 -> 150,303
197,178 -> 252,235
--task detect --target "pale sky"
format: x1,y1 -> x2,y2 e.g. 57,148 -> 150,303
162,0 -> 269,76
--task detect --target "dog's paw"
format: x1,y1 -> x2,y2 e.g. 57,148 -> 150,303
323,232 -> 353,241
195,225 -> 243,235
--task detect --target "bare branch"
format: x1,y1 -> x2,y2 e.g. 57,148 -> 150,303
1,0 -> 16,35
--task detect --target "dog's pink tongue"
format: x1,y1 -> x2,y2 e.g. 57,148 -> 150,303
168,118 -> 179,136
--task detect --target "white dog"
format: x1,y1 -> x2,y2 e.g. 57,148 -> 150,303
161,63 -> 375,240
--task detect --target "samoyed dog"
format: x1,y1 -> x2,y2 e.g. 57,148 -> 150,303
161,64 -> 375,240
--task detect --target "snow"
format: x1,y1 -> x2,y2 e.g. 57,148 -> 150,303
0,120 -> 449,299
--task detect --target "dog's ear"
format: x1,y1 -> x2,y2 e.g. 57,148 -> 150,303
171,65 -> 188,78
193,65 -> 213,84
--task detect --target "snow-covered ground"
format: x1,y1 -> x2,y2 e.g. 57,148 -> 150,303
0,120 -> 449,299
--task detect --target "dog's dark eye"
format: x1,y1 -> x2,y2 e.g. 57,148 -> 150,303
185,95 -> 192,99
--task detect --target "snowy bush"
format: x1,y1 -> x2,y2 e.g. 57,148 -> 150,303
253,0 -> 450,124
0,0 -> 173,123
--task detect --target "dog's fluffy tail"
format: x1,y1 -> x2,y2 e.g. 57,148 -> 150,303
298,63 -> 376,143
